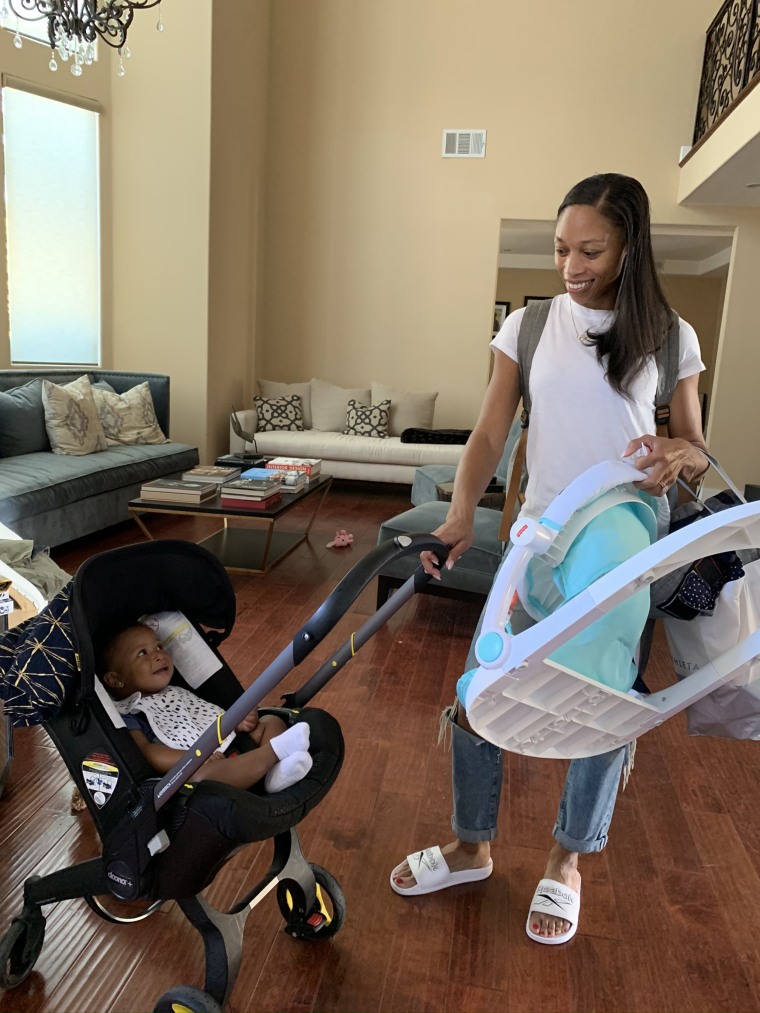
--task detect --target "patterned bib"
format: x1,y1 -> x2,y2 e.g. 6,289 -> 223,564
114,684 -> 235,752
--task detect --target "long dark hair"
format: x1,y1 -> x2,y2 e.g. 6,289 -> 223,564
557,173 -> 672,398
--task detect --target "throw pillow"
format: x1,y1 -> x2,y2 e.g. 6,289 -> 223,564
257,379 -> 313,430
370,381 -> 438,437
0,379 -> 50,457
253,394 -> 304,432
91,382 -> 169,446
41,375 -> 107,456
343,398 -> 390,439
310,378 -> 371,432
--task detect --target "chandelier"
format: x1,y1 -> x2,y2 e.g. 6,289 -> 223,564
0,0 -> 163,77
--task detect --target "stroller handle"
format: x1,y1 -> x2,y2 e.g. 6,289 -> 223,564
291,533 -> 449,664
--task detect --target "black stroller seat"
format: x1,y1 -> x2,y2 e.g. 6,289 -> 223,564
0,534 -> 446,1012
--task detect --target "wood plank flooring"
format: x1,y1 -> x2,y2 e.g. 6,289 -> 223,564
2,479 -> 760,1012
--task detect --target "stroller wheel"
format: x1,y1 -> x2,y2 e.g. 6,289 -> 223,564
153,984 -> 223,1013
0,909 -> 46,989
281,863 -> 346,940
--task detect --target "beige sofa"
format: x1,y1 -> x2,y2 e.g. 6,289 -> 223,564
230,377 -> 466,484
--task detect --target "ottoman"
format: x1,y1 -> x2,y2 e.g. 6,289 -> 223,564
375,500 -> 505,608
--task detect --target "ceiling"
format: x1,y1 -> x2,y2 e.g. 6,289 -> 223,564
499,220 -> 734,277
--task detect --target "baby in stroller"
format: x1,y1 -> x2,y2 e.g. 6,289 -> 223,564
100,621 -> 313,793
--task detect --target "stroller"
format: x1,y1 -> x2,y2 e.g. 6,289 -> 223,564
0,534 -> 447,1013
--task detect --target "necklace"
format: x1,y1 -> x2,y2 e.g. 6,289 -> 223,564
567,297 -> 613,345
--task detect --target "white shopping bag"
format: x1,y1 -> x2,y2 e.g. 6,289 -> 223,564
664,558 -> 760,739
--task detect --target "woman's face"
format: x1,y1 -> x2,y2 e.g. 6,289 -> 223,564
554,204 -> 626,310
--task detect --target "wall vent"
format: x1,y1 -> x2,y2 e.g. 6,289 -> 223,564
442,129 -> 486,158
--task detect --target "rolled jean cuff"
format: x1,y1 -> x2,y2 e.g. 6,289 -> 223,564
552,825 -> 608,854
450,818 -> 498,844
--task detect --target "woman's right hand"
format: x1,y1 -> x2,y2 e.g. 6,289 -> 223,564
420,516 -> 475,579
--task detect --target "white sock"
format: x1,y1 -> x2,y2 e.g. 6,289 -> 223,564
264,750 -> 312,793
269,722 -> 310,761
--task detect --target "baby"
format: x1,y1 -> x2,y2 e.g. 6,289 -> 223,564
101,622 -> 311,793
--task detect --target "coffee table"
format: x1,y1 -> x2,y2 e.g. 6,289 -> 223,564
128,474 -> 332,574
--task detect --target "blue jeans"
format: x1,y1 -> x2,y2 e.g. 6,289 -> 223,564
449,599 -> 630,853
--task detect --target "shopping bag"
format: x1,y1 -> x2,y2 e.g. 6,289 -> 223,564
663,558 -> 760,739
649,452 -> 757,621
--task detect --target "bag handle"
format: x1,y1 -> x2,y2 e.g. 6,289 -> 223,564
675,451 -> 746,507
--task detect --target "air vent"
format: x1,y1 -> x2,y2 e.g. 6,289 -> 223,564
442,129 -> 486,158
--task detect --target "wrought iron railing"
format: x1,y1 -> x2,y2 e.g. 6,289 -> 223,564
692,0 -> 760,147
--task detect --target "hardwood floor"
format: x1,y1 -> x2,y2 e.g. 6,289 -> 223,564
2,479 -> 760,1012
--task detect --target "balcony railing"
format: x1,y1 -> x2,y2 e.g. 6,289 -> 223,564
693,0 -> 760,146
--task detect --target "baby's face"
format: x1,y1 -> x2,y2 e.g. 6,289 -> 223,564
109,625 -> 174,697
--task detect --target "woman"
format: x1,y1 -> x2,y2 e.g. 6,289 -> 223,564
390,173 -> 709,944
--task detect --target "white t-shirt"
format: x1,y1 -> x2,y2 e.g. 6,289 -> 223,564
491,293 -> 704,517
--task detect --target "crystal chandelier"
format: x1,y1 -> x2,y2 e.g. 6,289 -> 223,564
0,0 -> 163,77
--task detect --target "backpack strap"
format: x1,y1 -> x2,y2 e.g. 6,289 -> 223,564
517,298 -> 554,420
499,298 -> 554,540
654,311 -> 680,433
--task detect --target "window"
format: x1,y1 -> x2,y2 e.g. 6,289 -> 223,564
0,11 -> 52,47
2,81 -> 101,365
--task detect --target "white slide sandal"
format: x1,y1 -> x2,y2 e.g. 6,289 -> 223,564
390,845 -> 493,897
525,877 -> 581,945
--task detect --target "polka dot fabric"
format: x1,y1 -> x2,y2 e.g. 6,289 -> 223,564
113,685 -> 236,752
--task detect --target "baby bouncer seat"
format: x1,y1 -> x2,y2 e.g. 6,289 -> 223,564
0,534 -> 447,1012
463,459 -> 760,759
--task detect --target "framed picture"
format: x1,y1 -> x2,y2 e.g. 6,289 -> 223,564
493,300 -> 510,334
523,296 -> 551,307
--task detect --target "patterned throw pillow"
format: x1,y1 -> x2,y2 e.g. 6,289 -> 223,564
41,375 -> 107,456
91,382 -> 169,446
253,394 -> 304,432
343,399 -> 390,438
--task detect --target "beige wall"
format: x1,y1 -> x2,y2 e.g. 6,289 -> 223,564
110,8 -> 213,454
708,219 -> 760,481
258,0 -> 760,487
1,1 -> 758,485
207,0 -> 271,456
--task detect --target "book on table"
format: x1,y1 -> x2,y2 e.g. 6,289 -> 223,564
265,457 -> 321,477
218,492 -> 283,511
215,453 -> 267,469
181,464 -> 241,484
221,477 -> 282,498
279,472 -> 306,493
239,466 -> 282,483
139,478 -> 218,503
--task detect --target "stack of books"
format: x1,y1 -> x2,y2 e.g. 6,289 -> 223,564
140,478 -> 218,504
265,457 -> 322,479
219,472 -> 283,510
279,471 -> 307,494
182,464 -> 241,484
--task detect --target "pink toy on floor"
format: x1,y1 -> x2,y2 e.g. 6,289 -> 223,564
327,529 -> 354,548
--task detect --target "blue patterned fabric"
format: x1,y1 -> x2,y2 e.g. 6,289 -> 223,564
0,584 -> 77,726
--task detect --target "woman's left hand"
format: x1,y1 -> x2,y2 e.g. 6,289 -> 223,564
622,434 -> 697,496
